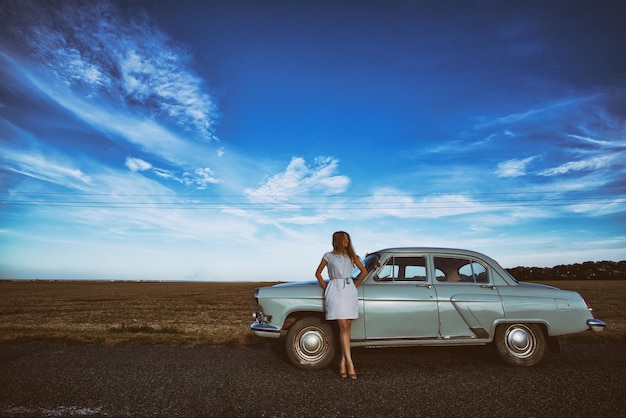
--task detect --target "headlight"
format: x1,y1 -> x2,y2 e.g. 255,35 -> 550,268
252,311 -> 272,324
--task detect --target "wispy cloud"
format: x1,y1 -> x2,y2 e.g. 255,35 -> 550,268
125,157 -> 152,172
244,157 -> 350,204
538,153 -> 621,176
496,156 -> 537,178
567,197 -> 626,217
125,156 -> 220,189
567,134 -> 614,147
342,188 -> 496,220
568,133 -> 626,149
5,0 -> 217,142
0,146 -> 91,188
473,97 -> 588,130
2,157 -> 248,243
184,167 -> 221,189
19,70 -> 219,170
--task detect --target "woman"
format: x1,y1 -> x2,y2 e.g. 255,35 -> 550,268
315,231 -> 367,380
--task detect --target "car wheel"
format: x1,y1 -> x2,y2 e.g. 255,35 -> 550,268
495,323 -> 546,367
285,316 -> 335,369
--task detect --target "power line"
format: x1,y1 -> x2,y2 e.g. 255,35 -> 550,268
2,188 -> 624,210
1,198 -> 624,210
3,188 -> 626,198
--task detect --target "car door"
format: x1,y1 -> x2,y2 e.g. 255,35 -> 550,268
432,255 -> 504,339
361,255 -> 439,340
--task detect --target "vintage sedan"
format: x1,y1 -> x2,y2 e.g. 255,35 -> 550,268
251,247 -> 605,368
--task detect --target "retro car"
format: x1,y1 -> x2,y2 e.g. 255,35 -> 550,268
251,247 -> 605,368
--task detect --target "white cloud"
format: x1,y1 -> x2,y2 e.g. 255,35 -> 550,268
567,133 -> 614,147
244,157 -> 350,203
566,197 -> 626,216
2,11 -> 224,182
0,147 -> 91,188
3,156 -> 254,245
125,157 -> 152,172
539,154 -> 618,176
21,75 -> 216,171
352,188 -> 490,220
117,47 -> 217,139
10,0 -> 217,141
474,97 -> 586,129
152,168 -> 174,179
184,167 -> 221,189
125,157 -> 220,189
495,156 -> 537,177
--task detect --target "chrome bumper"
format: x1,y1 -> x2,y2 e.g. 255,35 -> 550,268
250,322 -> 281,338
587,318 -> 606,332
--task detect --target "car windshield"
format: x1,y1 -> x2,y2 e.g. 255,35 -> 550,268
352,253 -> 380,278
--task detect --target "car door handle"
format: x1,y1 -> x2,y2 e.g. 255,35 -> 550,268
416,284 -> 432,289
480,285 -> 497,290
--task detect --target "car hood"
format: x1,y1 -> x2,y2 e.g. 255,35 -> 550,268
257,280 -> 322,299
274,280 -> 320,288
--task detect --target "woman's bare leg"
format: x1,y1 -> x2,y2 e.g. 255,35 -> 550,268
337,319 -> 356,377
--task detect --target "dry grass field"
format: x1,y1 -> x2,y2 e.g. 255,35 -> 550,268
0,281 -> 273,347
0,280 -> 623,346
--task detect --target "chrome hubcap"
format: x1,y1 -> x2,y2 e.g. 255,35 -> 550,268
295,327 -> 328,362
505,325 -> 536,359
301,330 -> 323,354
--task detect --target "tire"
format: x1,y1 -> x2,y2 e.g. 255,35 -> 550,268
285,316 -> 335,369
495,323 -> 546,367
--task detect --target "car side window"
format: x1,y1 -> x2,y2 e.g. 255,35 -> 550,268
459,261 -> 488,283
434,256 -> 489,283
375,256 -> 427,282
376,263 -> 398,281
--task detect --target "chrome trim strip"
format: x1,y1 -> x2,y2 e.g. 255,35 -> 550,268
443,334 -> 476,339
354,336 -> 440,342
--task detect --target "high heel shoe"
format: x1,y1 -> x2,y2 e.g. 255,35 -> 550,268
339,361 -> 347,379
347,361 -> 357,380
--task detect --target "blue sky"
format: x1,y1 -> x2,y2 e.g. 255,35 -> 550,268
1,0 -> 625,281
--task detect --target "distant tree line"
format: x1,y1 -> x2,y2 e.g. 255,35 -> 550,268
506,260 -> 626,281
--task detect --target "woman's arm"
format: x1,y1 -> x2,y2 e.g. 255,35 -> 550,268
353,257 -> 367,287
315,258 -> 328,290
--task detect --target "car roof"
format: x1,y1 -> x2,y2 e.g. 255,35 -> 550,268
370,247 -> 486,257
369,247 -> 503,265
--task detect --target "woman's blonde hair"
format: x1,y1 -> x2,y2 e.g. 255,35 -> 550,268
332,231 -> 358,263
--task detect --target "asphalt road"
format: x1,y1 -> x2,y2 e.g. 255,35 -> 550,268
0,342 -> 624,417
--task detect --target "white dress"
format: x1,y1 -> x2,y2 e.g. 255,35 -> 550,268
323,251 -> 358,320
